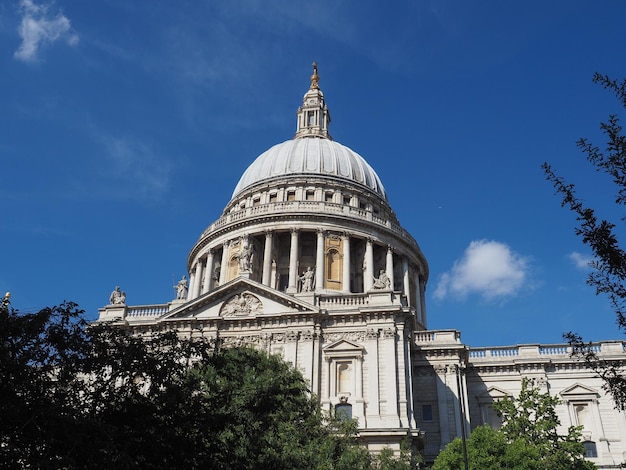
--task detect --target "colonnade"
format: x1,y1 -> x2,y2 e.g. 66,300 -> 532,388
187,228 -> 426,321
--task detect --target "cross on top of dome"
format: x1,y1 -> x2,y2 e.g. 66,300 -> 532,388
310,61 -> 319,89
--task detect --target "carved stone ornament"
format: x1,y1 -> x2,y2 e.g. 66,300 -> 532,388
323,331 -> 367,343
220,293 -> 263,316
366,328 -> 379,340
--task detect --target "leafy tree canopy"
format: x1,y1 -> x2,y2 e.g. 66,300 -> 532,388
0,298 -> 417,469
432,378 -> 595,470
543,73 -> 626,409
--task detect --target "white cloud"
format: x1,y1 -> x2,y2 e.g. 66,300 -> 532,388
568,251 -> 593,270
434,240 -> 530,302
14,0 -> 78,62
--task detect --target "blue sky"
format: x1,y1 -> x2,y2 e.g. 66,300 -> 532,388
2,0 -> 625,347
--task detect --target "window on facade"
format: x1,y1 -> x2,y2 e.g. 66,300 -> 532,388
269,193 -> 277,203
287,191 -> 296,202
325,192 -> 334,203
582,441 -> 597,458
485,404 -> 502,429
422,404 -> 433,422
337,361 -> 352,394
327,249 -> 341,284
343,195 -> 351,205
307,111 -> 315,126
253,198 -> 260,207
306,190 -> 315,201
335,403 -> 352,421
574,403 -> 591,429
359,201 -> 367,210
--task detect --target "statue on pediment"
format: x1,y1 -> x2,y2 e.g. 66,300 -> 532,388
372,270 -> 391,289
238,240 -> 255,273
300,266 -> 314,292
174,275 -> 188,300
109,286 -> 126,305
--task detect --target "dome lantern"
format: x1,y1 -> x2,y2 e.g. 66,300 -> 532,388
294,62 -> 332,140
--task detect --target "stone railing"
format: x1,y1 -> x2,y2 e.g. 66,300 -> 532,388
318,293 -> 370,309
414,332 -> 625,361
414,329 -> 462,345
199,201 -> 417,246
126,304 -> 169,318
97,303 -> 170,323
468,341 -> 623,363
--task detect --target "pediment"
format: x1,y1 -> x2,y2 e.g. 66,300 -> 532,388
161,277 -> 320,321
560,383 -> 599,399
323,339 -> 365,358
477,386 -> 512,403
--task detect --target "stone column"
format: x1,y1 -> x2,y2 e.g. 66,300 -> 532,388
315,229 -> 325,291
202,250 -> 214,294
219,241 -> 229,285
262,231 -> 273,286
287,229 -> 299,293
435,365 -> 451,447
402,257 -> 410,301
191,258 -> 204,298
364,238 -> 374,291
365,328 -> 380,426
386,245 -> 394,290
342,234 -> 351,293
419,277 -> 427,325
188,271 -> 195,300
380,327 -> 400,426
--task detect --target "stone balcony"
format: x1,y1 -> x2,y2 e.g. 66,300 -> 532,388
413,329 -> 626,363
198,201 -> 417,246
97,289 -> 407,325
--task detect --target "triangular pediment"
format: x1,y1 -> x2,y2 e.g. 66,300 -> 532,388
323,339 -> 365,358
160,277 -> 320,321
560,383 -> 599,399
477,386 -> 512,401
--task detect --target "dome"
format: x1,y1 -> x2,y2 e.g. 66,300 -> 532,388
232,137 -> 387,200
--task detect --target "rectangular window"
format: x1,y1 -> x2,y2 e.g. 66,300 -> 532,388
287,191 -> 296,201
574,403 -> 590,429
335,403 -> 352,421
306,190 -> 315,201
325,192 -> 334,203
422,404 -> 433,422
343,195 -> 351,205
269,193 -> 277,203
337,361 -> 352,394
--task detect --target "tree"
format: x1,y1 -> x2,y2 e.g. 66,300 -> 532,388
0,296 -> 415,469
543,73 -> 626,409
432,378 -> 595,470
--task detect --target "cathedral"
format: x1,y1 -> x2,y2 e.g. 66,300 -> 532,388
98,64 -> 626,467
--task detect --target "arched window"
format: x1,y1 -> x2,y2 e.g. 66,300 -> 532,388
326,248 -> 341,290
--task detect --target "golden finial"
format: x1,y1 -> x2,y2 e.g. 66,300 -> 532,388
310,61 -> 319,89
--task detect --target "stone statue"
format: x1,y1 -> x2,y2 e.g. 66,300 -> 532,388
300,266 -> 314,292
174,275 -> 188,300
238,242 -> 254,272
109,286 -> 126,305
372,270 -> 391,290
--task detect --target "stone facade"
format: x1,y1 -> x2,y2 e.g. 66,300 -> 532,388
97,65 -> 626,467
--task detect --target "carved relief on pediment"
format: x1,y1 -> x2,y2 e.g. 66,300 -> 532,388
220,292 -> 264,316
